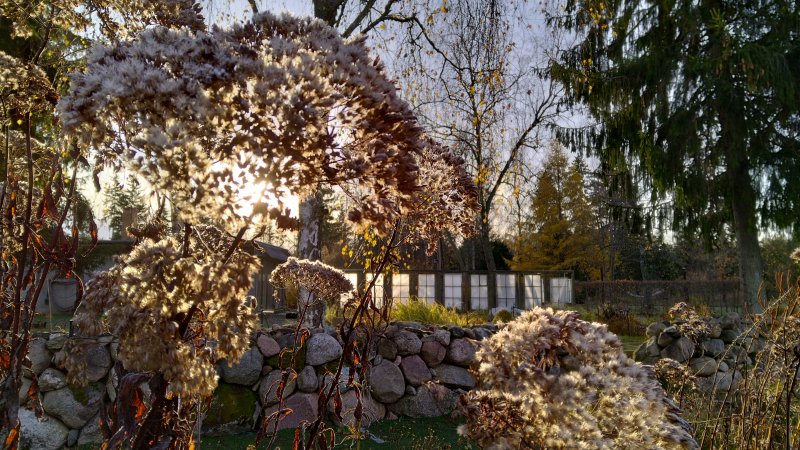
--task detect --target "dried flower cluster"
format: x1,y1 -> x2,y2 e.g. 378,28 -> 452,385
51,7 -> 476,448
0,51 -> 57,114
403,142 -> 478,254
72,234 -> 260,396
0,0 -> 204,40
654,358 -> 697,399
460,307 -> 698,449
270,257 -> 353,303
667,302 -> 720,342
59,11 -> 476,240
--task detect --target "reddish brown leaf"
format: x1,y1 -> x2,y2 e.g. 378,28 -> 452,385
333,388 -> 343,420
354,389 -> 363,425
81,219 -> 99,256
41,184 -> 58,219
0,350 -> 9,370
69,224 -> 79,255
292,429 -> 301,450
3,422 -> 19,450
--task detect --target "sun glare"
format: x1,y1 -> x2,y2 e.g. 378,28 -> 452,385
231,166 -> 299,219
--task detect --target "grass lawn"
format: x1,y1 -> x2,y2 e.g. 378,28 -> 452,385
620,335 -> 647,357
199,416 -> 474,450
32,312 -> 73,333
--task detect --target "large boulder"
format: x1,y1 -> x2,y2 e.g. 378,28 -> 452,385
445,338 -> 476,366
377,338 -> 398,360
28,338 -> 51,375
719,312 -> 740,329
327,389 -> 385,428
688,356 -> 717,377
393,331 -> 422,356
261,392 -> 319,431
368,360 -> 405,403
742,336 -> 765,355
42,384 -> 103,429
203,383 -> 258,435
305,333 -> 343,366
387,383 -> 458,418
660,336 -> 695,363
19,408 -> 69,450
77,415 -> 104,446
19,377 -> 33,404
432,329 -> 451,346
297,366 -> 319,393
257,334 -> 281,358
701,339 -> 726,357
259,369 -> 297,406
321,367 -> 361,397
399,355 -> 432,387
723,346 -> 750,367
633,337 -> 661,364
720,328 -> 740,344
435,364 -> 475,389
221,347 -> 263,386
85,344 -> 112,382
696,371 -> 743,394
645,322 -> 666,338
38,368 -> 67,392
472,327 -> 492,340
46,333 -> 68,351
419,340 -> 446,367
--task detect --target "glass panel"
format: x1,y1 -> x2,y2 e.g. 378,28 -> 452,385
496,274 -> 516,309
550,278 -> 573,304
470,274 -> 488,310
369,274 -> 384,308
524,274 -> 543,308
392,274 -> 410,304
443,274 -> 462,309
418,273 -> 436,304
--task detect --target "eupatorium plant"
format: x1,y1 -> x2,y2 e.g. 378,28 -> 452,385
57,7 -> 477,449
459,307 -> 698,449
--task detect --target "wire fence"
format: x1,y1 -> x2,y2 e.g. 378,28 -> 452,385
573,279 -> 743,317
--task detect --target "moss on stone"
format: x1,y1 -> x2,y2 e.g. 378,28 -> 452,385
265,344 -> 306,371
68,383 -> 90,404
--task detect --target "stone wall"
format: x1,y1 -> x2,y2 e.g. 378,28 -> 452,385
19,322 -> 497,449
633,311 -> 764,394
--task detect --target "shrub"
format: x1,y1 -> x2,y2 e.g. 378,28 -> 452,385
599,303 -> 646,336
459,307 -> 698,449
491,309 -> 514,323
391,299 -> 489,327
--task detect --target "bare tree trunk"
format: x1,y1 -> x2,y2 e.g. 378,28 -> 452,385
297,191 -> 325,327
480,217 -> 496,271
730,170 -> 763,312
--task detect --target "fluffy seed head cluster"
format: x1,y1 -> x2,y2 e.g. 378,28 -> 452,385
271,257 -> 353,303
654,358 -> 697,397
667,302 -> 720,342
72,234 -> 260,396
460,307 -> 698,449
0,50 -> 56,115
0,0 -> 204,40
58,12 -> 477,240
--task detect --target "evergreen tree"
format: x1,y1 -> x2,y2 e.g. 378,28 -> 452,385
104,173 -> 147,239
513,143 -> 602,279
549,0 -> 800,307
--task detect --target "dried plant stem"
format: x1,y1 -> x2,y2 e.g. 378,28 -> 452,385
303,221 -> 400,449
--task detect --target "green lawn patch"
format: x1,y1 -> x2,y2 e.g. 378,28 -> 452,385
199,416 -> 473,449
620,335 -> 647,357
